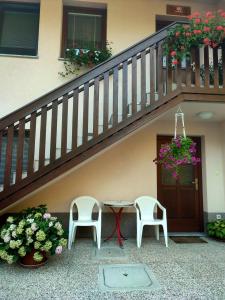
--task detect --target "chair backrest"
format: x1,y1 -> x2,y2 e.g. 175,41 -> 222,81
135,196 -> 159,220
70,196 -> 99,221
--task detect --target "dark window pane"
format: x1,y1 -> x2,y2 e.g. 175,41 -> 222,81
0,3 -> 39,55
67,13 -> 103,49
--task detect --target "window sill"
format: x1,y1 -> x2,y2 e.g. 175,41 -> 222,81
0,53 -> 39,59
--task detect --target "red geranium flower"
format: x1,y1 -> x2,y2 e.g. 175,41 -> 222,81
175,32 -> 180,37
203,27 -> 210,32
172,59 -> 178,65
205,11 -> 213,18
170,51 -> 177,56
216,26 -> 223,31
195,18 -> 201,24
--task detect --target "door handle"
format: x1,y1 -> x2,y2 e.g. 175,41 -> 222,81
192,178 -> 198,191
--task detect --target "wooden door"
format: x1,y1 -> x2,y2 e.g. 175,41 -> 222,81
157,136 -> 204,232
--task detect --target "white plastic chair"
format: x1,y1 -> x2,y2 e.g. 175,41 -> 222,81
68,196 -> 102,249
135,196 -> 168,248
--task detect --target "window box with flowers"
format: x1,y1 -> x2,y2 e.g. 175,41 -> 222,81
59,43 -> 112,77
163,10 -> 225,66
0,205 -> 67,267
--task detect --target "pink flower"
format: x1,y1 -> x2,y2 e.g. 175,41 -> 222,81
203,27 -> 210,32
172,59 -> 178,65
185,32 -> 191,37
55,245 -> 63,255
193,12 -> 201,18
212,42 -> 218,48
43,213 -> 51,220
221,12 -> 225,17
193,29 -> 202,34
205,11 -> 213,18
172,171 -> 178,179
216,26 -> 223,31
170,50 -> 177,56
203,38 -> 210,45
195,18 -> 201,24
204,19 -> 209,24
175,32 -> 180,37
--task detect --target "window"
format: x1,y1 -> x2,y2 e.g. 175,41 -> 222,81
0,2 -> 40,56
62,6 -> 106,55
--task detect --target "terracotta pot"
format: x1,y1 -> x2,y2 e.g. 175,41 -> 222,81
19,249 -> 48,268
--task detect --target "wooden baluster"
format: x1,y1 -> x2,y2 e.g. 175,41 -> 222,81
72,89 -> 78,150
0,131 -> 2,173
4,125 -> 14,189
213,48 -> 219,89
27,112 -> 36,175
82,83 -> 89,144
204,46 -> 210,88
141,51 -> 146,110
150,46 -> 155,103
132,56 -> 137,114
93,77 -> 99,138
194,47 -> 200,87
157,43 -> 163,99
122,61 -> 128,118
167,55 -> 172,94
61,95 -> 68,156
103,72 -> 109,131
39,105 -> 47,169
113,67 -> 118,126
190,48 -> 195,85
16,118 -> 25,183
222,44 -> 225,88
50,100 -> 58,163
185,55 -> 192,88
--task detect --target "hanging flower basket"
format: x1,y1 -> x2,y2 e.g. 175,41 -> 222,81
154,109 -> 200,179
154,136 -> 200,179
163,10 -> 225,66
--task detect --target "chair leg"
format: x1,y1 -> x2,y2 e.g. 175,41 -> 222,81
162,223 -> 168,247
93,226 -> 97,243
155,225 -> 159,241
96,225 -> 101,249
138,225 -> 143,248
68,224 -> 75,250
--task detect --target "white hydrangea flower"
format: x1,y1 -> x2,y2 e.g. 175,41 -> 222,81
3,235 -> 11,243
31,223 -> 38,231
9,224 -> 16,231
49,222 -> 53,227
54,222 -> 62,230
27,218 -> 34,224
12,231 -> 17,238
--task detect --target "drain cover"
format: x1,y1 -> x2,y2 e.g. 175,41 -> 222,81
94,247 -> 125,260
99,264 -> 160,291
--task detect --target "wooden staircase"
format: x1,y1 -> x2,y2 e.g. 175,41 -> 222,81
0,22 -> 225,210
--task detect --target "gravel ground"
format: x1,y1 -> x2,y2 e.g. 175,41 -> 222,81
0,237 -> 225,300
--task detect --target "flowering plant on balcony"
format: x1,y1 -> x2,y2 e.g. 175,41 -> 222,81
0,205 -> 67,264
60,42 -> 112,77
154,136 -> 201,179
163,10 -> 225,66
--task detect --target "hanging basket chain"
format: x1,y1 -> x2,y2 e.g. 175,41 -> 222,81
174,107 -> 186,139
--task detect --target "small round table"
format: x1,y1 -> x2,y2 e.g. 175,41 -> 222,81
103,200 -> 134,247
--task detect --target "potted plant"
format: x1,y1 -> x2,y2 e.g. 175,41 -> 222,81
0,205 -> 67,267
59,42 -> 113,77
163,10 -> 225,66
207,220 -> 225,241
154,136 -> 201,179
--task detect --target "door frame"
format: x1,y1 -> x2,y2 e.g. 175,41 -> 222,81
157,135 -> 204,232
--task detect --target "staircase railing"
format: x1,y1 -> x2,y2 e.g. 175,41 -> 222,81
0,22 -> 225,203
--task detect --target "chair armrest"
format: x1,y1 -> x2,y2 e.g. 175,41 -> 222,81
134,203 -> 141,221
157,202 -> 167,219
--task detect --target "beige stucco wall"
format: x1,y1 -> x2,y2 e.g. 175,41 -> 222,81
7,117 -> 225,214
0,0 -> 218,117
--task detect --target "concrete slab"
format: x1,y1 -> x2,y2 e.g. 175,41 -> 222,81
99,263 -> 160,291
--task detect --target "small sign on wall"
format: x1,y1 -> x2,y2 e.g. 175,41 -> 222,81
166,5 -> 191,16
